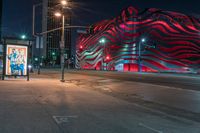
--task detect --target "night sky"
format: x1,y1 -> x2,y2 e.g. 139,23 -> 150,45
2,0 -> 200,38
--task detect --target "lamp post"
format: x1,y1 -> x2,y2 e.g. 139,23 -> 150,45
99,38 -> 106,70
61,14 -> 65,82
138,38 -> 145,72
54,0 -> 67,82
32,3 -> 42,75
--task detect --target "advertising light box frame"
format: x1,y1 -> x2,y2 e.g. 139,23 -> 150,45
5,44 -> 28,76
2,38 -> 31,81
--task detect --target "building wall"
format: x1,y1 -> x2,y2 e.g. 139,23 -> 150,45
76,6 -> 200,73
0,0 -> 2,40
0,0 -> 2,59
42,0 -> 72,64
42,0 -> 48,57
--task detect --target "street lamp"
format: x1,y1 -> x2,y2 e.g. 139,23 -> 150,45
32,3 -> 42,75
61,0 -> 67,6
54,8 -> 66,82
138,38 -> 146,72
99,38 -> 106,70
21,35 -> 27,40
54,12 -> 62,17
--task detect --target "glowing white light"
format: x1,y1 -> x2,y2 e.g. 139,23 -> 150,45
101,39 -> 105,43
99,38 -> 106,43
141,38 -> 146,42
21,35 -> 26,39
61,0 -> 67,6
28,65 -> 32,69
54,12 -> 62,17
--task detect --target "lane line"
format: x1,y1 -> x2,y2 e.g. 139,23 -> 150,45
139,123 -> 163,133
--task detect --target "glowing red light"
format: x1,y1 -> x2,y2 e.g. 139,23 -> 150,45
80,45 -> 83,49
106,55 -> 110,60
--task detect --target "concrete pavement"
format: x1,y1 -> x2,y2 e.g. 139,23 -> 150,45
0,71 -> 200,133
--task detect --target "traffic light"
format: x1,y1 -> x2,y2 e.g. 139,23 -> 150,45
80,45 -> 83,49
89,25 -> 94,34
71,55 -> 75,63
106,55 -> 110,60
34,57 -> 38,61
52,52 -> 56,56
105,55 -> 111,61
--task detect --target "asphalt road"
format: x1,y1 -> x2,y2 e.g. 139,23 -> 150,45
0,70 -> 200,133
67,70 -> 200,120
67,70 -> 200,91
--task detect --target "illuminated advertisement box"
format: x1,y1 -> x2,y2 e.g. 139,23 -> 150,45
5,44 -> 28,76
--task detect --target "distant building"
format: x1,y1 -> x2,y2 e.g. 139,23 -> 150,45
0,0 -> 2,40
76,6 -> 200,73
42,0 -> 72,64
0,0 -> 2,58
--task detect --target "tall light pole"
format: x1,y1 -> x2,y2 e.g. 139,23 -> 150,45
32,3 -> 41,37
54,0 -> 67,82
99,38 -> 106,70
61,14 -> 65,82
138,38 -> 146,72
32,3 -> 42,75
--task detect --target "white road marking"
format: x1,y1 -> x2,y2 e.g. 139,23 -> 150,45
98,79 -> 115,82
133,102 -> 198,124
53,115 -> 78,124
139,123 -> 163,133
102,87 -> 112,92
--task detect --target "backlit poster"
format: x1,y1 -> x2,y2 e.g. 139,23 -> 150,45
6,45 -> 28,76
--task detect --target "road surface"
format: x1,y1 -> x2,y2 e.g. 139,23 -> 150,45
0,70 -> 200,133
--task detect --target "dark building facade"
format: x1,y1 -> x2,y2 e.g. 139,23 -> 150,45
76,6 -> 200,73
0,0 -> 2,58
0,0 -> 2,40
42,0 -> 72,64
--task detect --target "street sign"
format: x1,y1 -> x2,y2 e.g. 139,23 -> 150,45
77,29 -> 87,34
36,36 -> 43,48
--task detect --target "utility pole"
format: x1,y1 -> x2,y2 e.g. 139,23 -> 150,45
138,38 -> 145,72
60,14 -> 65,82
32,3 -> 42,75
